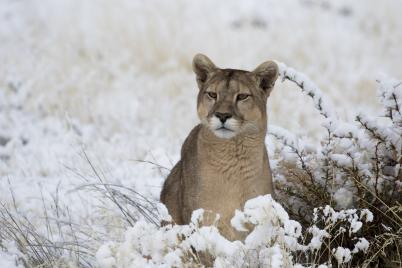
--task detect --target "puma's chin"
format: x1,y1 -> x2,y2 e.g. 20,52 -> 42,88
212,127 -> 237,139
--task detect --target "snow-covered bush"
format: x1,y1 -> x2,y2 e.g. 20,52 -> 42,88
271,64 -> 402,267
96,195 -> 296,267
96,195 -> 377,267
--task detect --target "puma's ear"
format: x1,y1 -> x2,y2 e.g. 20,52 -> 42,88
192,54 -> 217,89
252,61 -> 279,96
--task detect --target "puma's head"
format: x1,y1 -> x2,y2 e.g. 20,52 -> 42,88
193,54 -> 279,139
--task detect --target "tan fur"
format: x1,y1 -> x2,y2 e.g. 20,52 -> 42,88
160,54 -> 278,241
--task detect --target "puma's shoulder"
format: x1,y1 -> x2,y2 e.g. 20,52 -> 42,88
180,124 -> 202,159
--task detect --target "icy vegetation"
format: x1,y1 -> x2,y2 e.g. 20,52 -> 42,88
1,0 -> 402,267
95,195 -> 373,267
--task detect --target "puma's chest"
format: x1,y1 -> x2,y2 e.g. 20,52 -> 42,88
196,147 -> 268,212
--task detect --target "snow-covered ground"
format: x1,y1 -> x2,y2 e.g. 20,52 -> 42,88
1,0 -> 401,267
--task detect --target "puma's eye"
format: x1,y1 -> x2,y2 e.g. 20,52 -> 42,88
207,92 -> 217,99
237,94 -> 249,101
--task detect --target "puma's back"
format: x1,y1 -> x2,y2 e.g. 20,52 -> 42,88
160,54 -> 278,240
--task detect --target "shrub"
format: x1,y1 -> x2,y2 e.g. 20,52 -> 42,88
270,63 -> 402,267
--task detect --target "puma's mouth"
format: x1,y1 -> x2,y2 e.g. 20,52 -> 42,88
213,126 -> 236,139
217,126 -> 232,131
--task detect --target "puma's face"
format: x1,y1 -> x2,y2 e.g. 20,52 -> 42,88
197,71 -> 267,139
193,54 -> 279,139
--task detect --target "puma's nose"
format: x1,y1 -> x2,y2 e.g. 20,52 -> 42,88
215,112 -> 232,123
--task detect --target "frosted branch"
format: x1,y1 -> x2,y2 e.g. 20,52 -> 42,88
277,62 -> 337,121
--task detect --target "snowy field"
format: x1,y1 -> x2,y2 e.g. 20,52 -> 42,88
1,0 -> 401,267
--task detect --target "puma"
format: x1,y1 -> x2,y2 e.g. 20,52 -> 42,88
161,54 -> 278,240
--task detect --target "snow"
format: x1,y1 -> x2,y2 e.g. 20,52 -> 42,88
259,245 -> 283,268
307,225 -> 330,250
316,205 -> 371,234
360,209 -> 374,223
352,238 -> 369,254
0,241 -> 23,268
333,247 -> 352,264
330,153 -> 353,168
96,243 -> 117,268
333,188 -> 354,209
